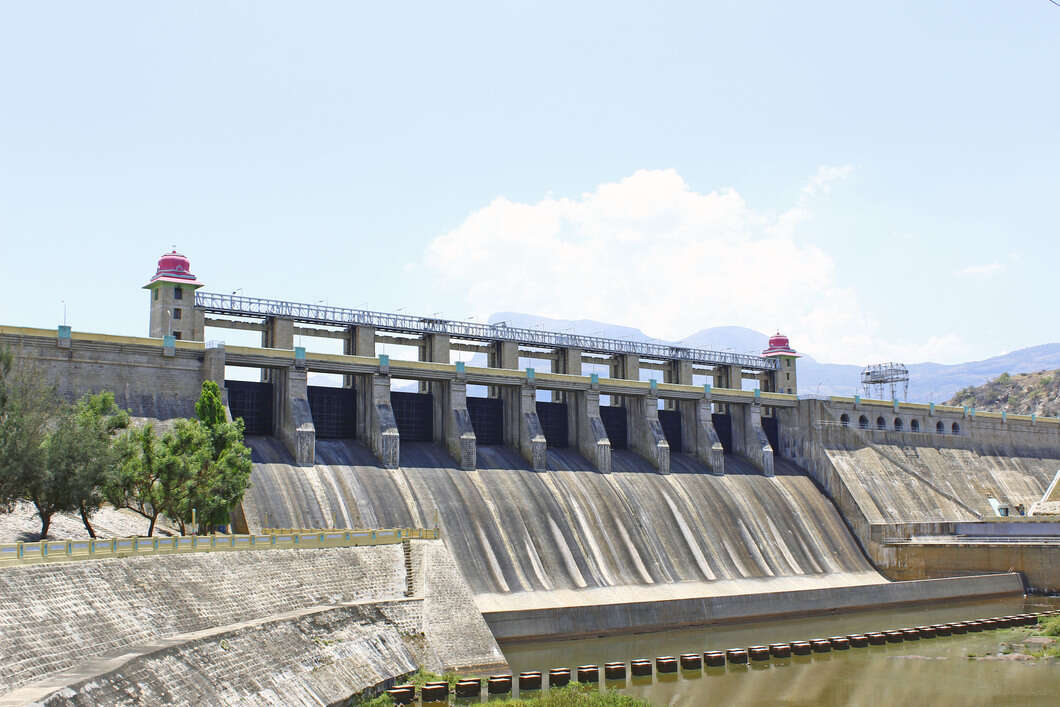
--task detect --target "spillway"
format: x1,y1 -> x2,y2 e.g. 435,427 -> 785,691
241,438 -> 880,609
824,441 -> 1059,523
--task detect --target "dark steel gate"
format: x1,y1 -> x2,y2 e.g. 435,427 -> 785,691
307,386 -> 356,439
711,413 -> 732,453
658,409 -> 682,453
761,416 -> 779,452
391,391 -> 433,441
600,405 -> 628,449
467,397 -> 504,445
536,401 -> 568,447
226,380 -> 273,436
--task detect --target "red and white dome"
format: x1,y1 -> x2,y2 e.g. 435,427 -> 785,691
762,332 -> 799,357
144,249 -> 202,287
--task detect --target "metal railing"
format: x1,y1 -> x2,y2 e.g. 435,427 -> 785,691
0,527 -> 439,568
195,291 -> 778,371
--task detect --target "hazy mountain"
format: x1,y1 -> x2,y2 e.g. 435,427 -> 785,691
489,312 -> 1060,404
308,312 -> 1060,404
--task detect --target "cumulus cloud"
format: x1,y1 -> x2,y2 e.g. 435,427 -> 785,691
957,263 -> 1004,277
419,168 -> 958,363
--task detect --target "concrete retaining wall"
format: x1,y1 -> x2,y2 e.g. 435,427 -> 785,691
484,572 -> 1025,641
0,541 -> 504,703
880,543 -> 1060,593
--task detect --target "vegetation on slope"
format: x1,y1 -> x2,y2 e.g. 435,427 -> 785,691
946,369 -> 1060,417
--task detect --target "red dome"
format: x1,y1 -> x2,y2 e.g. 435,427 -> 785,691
762,331 -> 799,357
143,249 -> 203,288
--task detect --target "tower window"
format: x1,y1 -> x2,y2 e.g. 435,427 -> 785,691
172,308 -> 182,320
172,331 -> 182,340
174,286 -> 183,300
153,289 -> 159,301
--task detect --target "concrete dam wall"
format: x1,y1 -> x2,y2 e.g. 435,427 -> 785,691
240,439 -> 883,614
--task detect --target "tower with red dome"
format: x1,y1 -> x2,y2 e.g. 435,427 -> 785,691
143,250 -> 205,341
762,332 -> 800,395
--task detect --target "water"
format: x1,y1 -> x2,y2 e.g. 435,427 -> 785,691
499,597 -> 1060,706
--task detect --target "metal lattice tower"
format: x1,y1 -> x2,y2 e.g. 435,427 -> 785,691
860,362 -> 909,401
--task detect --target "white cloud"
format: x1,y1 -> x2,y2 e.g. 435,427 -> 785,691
419,168 -> 960,364
957,263 -> 1004,277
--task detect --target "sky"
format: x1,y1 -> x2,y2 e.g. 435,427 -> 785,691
1,1 -> 1058,366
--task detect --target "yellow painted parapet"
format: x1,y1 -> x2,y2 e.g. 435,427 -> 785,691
0,324 -> 206,351
0,528 -> 439,568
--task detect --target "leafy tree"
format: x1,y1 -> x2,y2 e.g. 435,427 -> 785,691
107,383 -> 251,536
0,351 -> 59,533
43,393 -> 130,537
107,424 -> 173,536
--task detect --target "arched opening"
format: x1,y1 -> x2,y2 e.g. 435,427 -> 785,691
876,416 -> 886,430
894,418 -> 903,431
859,415 -> 869,429
936,420 -> 945,434
910,419 -> 920,433
952,422 -> 960,435
840,413 -> 850,427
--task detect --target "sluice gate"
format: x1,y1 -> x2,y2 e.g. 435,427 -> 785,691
391,391 -> 433,441
467,397 -> 504,446
712,413 -> 732,452
600,405 -> 628,449
226,380 -> 273,436
762,416 -> 779,451
658,409 -> 682,453
307,385 -> 356,439
535,402 -> 568,447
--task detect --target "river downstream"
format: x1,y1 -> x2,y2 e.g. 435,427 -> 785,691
499,597 -> 1060,706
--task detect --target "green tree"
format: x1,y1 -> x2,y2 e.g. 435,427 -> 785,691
44,393 -> 130,537
195,380 -> 226,432
107,424 -> 174,536
0,351 -> 59,534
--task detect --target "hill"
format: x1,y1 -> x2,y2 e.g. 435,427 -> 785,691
945,369 -> 1060,417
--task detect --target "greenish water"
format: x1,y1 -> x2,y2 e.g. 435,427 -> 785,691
498,597 -> 1060,706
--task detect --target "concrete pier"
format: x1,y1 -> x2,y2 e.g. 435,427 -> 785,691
357,373 -> 399,468
512,385 -> 546,471
439,377 -> 476,470
574,387 -> 611,474
628,394 -> 670,474
274,364 -> 315,465
685,397 -> 725,474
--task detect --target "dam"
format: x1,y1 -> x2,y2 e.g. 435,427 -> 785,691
1,250 -> 1058,702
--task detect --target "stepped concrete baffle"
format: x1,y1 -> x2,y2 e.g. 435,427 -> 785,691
386,686 -> 414,705
604,662 -> 626,680
810,639 -> 832,653
519,672 -> 542,691
748,645 -> 771,661
455,679 -> 481,699
655,656 -> 678,673
885,630 -> 905,642
725,648 -> 749,664
847,634 -> 869,647
577,665 -> 600,683
900,628 -> 920,641
866,632 -> 887,645
949,623 -> 967,635
828,636 -> 851,650
421,682 -> 448,702
680,653 -> 702,670
703,651 -> 726,667
769,643 -> 792,658
791,641 -> 812,656
630,659 -> 653,676
487,675 -> 512,695
917,625 -> 937,638
932,624 -> 952,636
548,668 -> 571,687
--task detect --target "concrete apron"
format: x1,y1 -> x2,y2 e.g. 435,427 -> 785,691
480,572 -> 1025,642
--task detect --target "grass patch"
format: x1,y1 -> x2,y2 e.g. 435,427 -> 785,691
1035,616 -> 1060,637
352,678 -> 650,706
